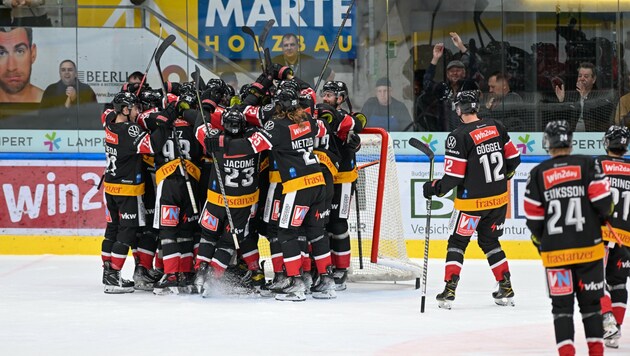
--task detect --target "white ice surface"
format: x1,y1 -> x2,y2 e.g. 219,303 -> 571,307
0,257 -> 627,355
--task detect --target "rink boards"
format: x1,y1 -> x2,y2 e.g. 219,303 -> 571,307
0,158 -> 541,259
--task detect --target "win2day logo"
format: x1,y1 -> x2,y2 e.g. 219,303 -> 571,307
44,132 -> 62,151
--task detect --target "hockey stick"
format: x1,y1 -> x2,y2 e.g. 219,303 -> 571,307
154,34 -> 199,215
358,160 -> 379,170
409,137 -> 434,313
605,221 -> 624,246
242,19 -> 274,73
136,25 -> 163,96
193,65 -> 240,250
313,0 -> 356,93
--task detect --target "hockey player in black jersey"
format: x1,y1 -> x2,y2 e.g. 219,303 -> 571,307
148,94 -> 203,295
596,125 -> 630,348
524,120 -> 612,356
101,92 -> 162,294
208,84 -> 335,301
192,108 -> 264,296
422,83 -> 521,309
319,80 -> 365,291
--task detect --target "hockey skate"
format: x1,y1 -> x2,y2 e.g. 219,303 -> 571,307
333,268 -> 348,291
193,262 -> 210,294
436,275 -> 459,309
133,265 -> 159,291
178,272 -> 196,294
492,272 -> 515,306
602,312 -> 619,339
153,273 -> 179,295
310,271 -> 337,300
605,329 -> 621,349
103,262 -> 134,294
301,271 -> 313,295
275,276 -> 307,302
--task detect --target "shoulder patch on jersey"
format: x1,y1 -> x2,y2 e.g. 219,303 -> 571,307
264,120 -> 275,131
263,104 -> 274,112
446,136 -> 457,149
128,125 -> 140,137
209,128 -> 220,136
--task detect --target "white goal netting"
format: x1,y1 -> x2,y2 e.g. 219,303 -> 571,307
348,128 -> 422,282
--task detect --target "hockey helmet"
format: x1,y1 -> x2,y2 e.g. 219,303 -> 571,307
321,80 -> 348,97
543,120 -> 573,150
603,125 -> 630,152
112,92 -> 138,114
275,85 -> 299,111
176,92 -> 197,116
453,80 -> 480,114
277,79 -> 300,94
221,107 -> 246,136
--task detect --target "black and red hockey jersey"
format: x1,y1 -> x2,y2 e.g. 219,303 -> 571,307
435,118 -> 520,211
103,120 -> 155,196
524,154 -> 612,267
226,114 -> 327,194
596,155 -> 630,247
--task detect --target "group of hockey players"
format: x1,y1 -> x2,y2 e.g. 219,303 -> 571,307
99,61 -> 366,302
421,80 -> 629,354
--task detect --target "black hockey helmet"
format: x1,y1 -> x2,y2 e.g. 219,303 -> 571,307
453,80 -> 480,114
275,85 -> 299,111
321,80 -> 348,98
543,120 -> 573,150
176,92 -> 197,116
112,92 -> 138,114
604,125 -> 630,152
277,79 -> 300,93
221,107 -> 246,136
206,78 -> 229,105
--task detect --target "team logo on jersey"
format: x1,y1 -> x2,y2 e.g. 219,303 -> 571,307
271,200 -> 280,221
160,205 -> 180,227
200,210 -> 219,231
446,136 -> 457,149
456,212 -> 480,236
291,205 -> 310,227
105,128 -> 118,145
469,126 -> 499,145
128,125 -> 140,137
543,166 -> 581,189
209,129 -> 220,136
264,120 -> 275,131
105,207 -> 112,223
601,160 -> 630,176
289,123 -> 311,139
547,268 -> 573,296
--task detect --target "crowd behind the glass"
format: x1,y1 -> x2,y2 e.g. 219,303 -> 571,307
412,31 -> 630,134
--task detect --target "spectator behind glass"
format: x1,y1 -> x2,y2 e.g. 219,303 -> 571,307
0,26 -> 42,102
41,59 -> 99,128
553,62 -> 614,132
613,71 -> 630,128
361,77 -> 412,132
41,59 -> 97,109
417,32 -> 477,132
272,33 -> 334,87
478,72 -> 524,131
3,0 -> 52,27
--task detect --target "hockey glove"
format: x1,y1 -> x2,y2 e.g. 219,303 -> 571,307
156,102 -> 178,127
204,135 -> 227,155
351,112 -> 368,132
422,179 -> 441,199
316,103 -> 340,126
271,63 -> 294,80
249,73 -> 274,97
164,81 -> 181,95
200,87 -> 221,114
346,132 -> 361,152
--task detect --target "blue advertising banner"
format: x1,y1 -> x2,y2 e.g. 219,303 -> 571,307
198,0 -> 356,60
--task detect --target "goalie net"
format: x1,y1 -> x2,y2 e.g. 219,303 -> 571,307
256,127 -> 421,283
348,127 -> 422,282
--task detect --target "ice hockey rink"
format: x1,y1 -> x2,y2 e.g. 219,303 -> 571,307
1,256 -> 627,355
